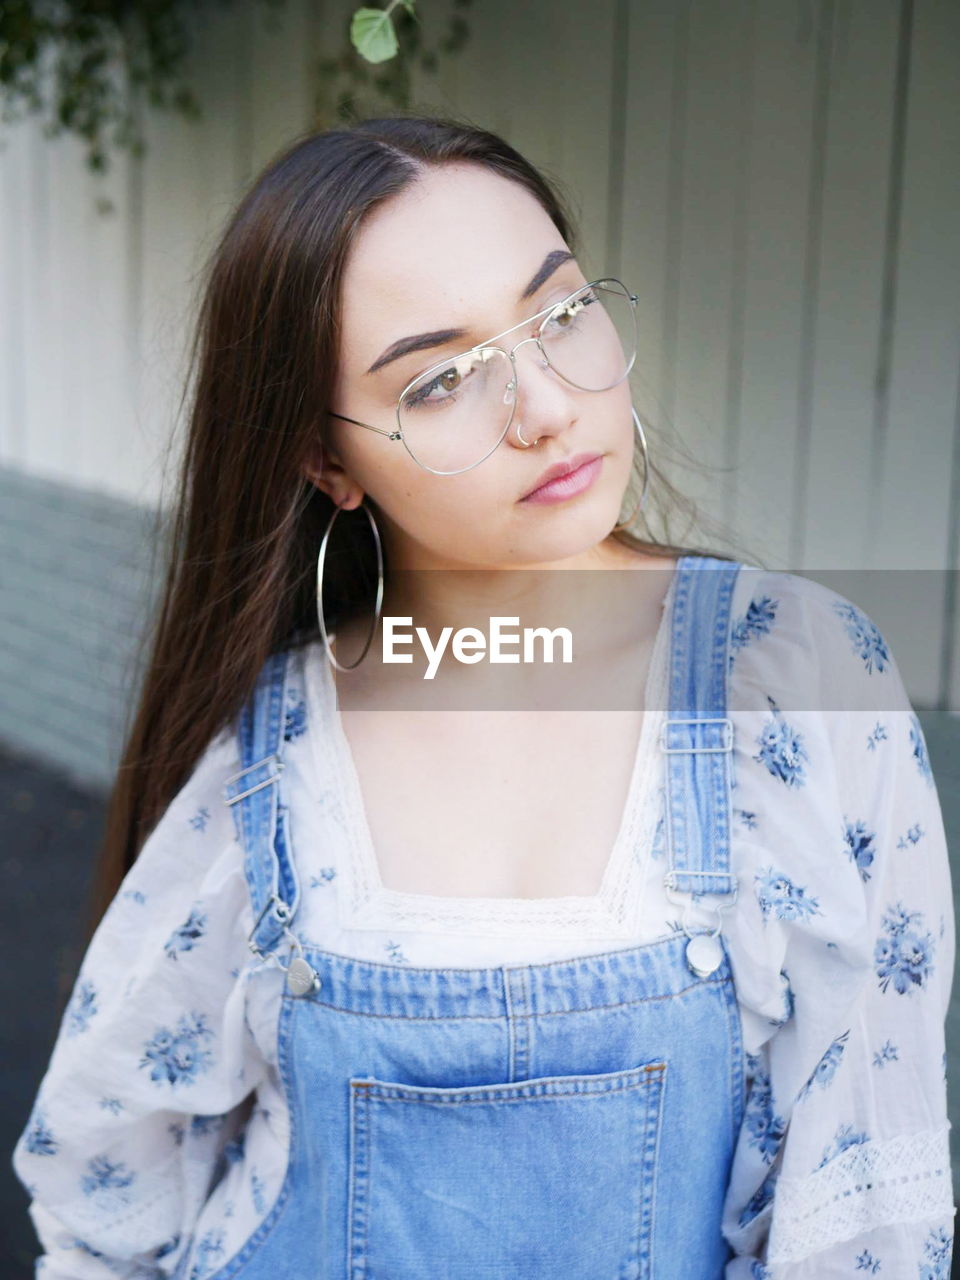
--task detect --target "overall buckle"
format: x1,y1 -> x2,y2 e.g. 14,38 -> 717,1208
658,717 -> 733,754
223,754 -> 285,805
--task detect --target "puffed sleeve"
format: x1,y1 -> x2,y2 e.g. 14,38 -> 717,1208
720,569 -> 956,1278
11,724 -> 269,1279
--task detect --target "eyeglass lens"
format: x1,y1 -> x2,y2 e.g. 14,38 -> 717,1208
397,280 -> 638,474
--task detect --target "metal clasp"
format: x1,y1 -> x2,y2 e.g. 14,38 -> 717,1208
246,892 -> 321,995
659,717 -> 734,754
223,754 -> 285,806
246,892 -> 294,961
663,873 -> 739,940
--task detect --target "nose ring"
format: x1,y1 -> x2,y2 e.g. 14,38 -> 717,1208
512,341 -> 548,448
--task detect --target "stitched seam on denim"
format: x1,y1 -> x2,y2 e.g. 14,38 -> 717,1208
191,995 -> 299,1279
362,1088 -> 664,1109
280,972 -> 733,1020
357,1066 -> 665,1104
641,1060 -> 667,1279
348,1081 -> 370,1279
720,955 -> 748,1148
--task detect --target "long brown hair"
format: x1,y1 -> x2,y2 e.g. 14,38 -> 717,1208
89,111 -> 760,948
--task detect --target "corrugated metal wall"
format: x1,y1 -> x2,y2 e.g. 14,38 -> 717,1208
1,0 -> 958,785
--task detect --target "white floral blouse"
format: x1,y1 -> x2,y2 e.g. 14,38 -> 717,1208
11,564 -> 956,1278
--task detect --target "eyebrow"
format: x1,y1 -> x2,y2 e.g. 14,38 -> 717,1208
364,249 -> 577,376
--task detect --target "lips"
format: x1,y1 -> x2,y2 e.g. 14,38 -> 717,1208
521,451 -> 604,500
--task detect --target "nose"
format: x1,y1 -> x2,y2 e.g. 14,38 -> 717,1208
504,335 -> 569,450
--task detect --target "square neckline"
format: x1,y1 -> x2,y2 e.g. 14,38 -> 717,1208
302,558 -> 682,937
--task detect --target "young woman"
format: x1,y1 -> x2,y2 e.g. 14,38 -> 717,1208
13,114 -> 954,1279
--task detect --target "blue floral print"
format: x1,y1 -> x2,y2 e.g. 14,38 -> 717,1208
310,866 -> 338,887
24,1107 -> 58,1156
873,1039 -> 899,1067
832,600 -> 891,675
753,697 -> 809,788
649,807 -> 666,860
909,714 -> 934,784
225,1131 -> 246,1163
190,1114 -> 225,1137
80,1154 -> 136,1209
874,903 -> 936,995
843,817 -> 878,882
164,904 -> 208,960
897,821 -> 925,849
919,1223 -> 953,1278
815,1121 -> 870,1171
742,1054 -> 786,1165
867,721 -> 888,751
73,1239 -> 109,1261
190,806 -> 212,833
139,1011 -> 216,1086
284,689 -> 307,741
730,594 -> 778,658
797,1029 -> 849,1100
770,970 -> 794,1027
65,977 -> 98,1036
189,1228 -> 226,1279
754,867 -> 822,923
855,1248 -> 881,1273
737,1168 -> 777,1227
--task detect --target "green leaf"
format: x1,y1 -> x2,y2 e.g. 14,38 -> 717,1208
350,8 -> 399,64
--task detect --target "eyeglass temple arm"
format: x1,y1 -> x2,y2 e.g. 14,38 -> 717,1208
327,411 -> 401,440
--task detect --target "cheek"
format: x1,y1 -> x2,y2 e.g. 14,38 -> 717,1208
613,392 -> 639,468
378,465 -> 509,541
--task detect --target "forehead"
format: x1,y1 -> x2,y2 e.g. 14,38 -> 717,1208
339,163 -> 570,331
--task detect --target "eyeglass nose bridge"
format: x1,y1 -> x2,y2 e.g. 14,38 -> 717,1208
502,333 -> 551,398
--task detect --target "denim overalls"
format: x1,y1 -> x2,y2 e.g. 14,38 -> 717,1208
212,554 -> 746,1279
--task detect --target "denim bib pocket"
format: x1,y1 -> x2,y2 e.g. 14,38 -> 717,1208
347,1059 -> 667,1279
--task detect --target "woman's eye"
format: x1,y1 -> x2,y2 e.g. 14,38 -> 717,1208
405,363 -> 465,409
544,292 -> 596,333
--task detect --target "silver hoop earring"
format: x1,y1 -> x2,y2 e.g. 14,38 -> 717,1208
613,407 -> 652,531
515,422 -> 541,448
316,500 -> 385,671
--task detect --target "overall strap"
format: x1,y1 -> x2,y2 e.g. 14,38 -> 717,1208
221,648 -> 304,964
660,555 -> 741,972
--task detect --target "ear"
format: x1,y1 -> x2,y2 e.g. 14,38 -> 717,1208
302,439 -> 365,510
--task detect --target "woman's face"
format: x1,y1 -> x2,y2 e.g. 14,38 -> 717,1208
313,162 -> 636,571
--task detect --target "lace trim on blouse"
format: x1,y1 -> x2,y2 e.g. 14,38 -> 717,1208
766,1122 -> 956,1264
